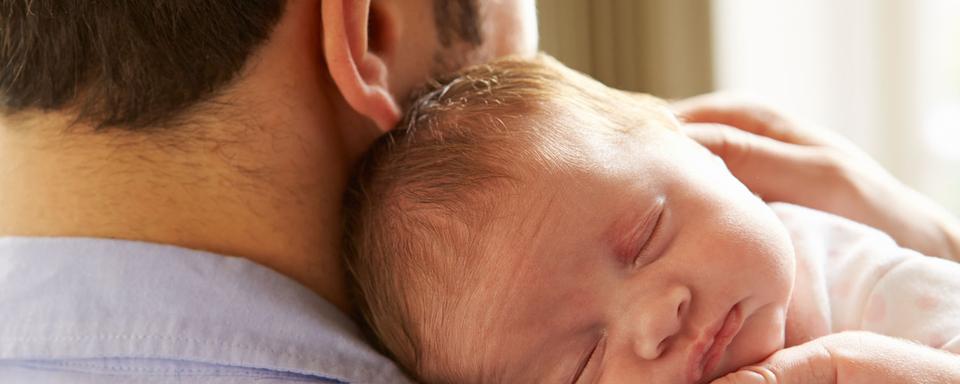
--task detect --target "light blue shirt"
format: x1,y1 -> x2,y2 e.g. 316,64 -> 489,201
0,237 -> 412,383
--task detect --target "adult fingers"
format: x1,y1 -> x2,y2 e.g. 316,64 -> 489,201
709,370 -> 769,384
709,339 -> 836,384
672,93 -> 829,147
682,123 -> 843,205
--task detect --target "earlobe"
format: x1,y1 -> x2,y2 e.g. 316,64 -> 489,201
322,0 -> 401,132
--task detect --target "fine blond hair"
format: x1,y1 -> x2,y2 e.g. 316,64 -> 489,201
343,54 -> 673,383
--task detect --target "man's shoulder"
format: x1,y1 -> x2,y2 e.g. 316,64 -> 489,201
0,237 -> 412,384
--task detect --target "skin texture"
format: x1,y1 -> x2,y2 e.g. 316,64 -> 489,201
3,0 -> 957,381
0,0 -> 538,313
457,112 -> 797,384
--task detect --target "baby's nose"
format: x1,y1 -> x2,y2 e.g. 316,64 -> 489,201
632,285 -> 691,360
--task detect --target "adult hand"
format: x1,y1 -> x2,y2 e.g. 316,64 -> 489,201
673,93 -> 960,261
710,331 -> 960,384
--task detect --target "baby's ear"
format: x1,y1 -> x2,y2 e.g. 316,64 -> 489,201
322,0 -> 402,132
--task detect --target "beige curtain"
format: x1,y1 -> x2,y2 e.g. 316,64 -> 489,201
537,0 -> 714,99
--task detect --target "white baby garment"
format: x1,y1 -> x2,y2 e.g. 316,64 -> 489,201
771,202 -> 960,353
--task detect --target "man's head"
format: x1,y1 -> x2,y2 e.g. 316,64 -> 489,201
0,0 -> 539,314
0,1 -> 285,129
0,0 -> 537,136
344,56 -> 797,383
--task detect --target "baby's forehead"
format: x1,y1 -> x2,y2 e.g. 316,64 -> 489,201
513,100 -> 683,178
547,90 -> 679,141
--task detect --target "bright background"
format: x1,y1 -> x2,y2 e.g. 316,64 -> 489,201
538,0 -> 960,215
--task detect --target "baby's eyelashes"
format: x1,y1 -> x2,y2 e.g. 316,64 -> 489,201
607,197 -> 667,268
632,204 -> 667,268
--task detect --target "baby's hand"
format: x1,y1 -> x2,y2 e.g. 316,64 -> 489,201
710,331 -> 960,384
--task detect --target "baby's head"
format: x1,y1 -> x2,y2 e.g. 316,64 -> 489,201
344,56 -> 797,384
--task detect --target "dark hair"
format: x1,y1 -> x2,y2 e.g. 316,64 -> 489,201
0,1 -> 286,129
0,1 -> 481,131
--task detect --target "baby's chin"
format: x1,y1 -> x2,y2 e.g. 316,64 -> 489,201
704,304 -> 786,382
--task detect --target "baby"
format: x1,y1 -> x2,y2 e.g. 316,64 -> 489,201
342,56 -> 960,383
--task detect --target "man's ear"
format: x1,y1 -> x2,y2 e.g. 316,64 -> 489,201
322,0 -> 401,132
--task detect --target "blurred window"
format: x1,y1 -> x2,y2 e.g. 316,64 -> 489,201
712,0 -> 960,214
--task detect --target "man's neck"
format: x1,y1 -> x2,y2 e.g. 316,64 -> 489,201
0,112 -> 356,312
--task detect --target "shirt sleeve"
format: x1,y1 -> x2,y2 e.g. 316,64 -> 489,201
770,203 -> 960,353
